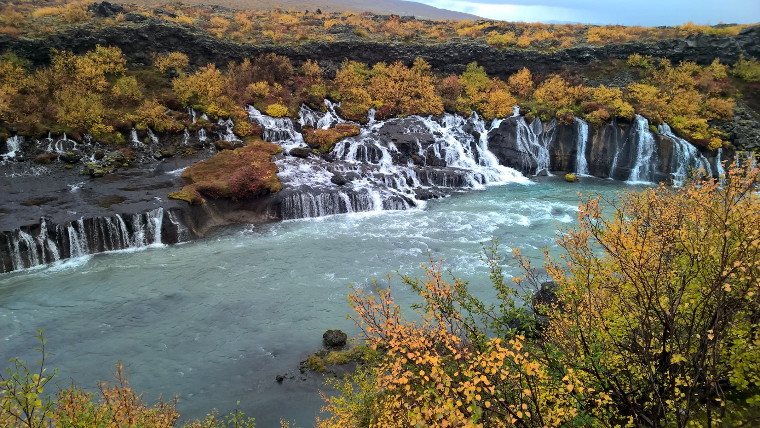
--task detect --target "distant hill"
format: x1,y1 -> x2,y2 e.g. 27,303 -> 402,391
126,0 -> 481,20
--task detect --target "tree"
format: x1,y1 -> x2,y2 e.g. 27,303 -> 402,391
152,52 -> 189,74
507,67 -> 533,98
322,160 -> 760,427
531,161 -> 760,427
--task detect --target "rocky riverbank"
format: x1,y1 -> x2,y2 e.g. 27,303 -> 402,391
0,103 -> 733,273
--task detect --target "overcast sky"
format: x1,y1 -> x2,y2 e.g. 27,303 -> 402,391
416,0 -> 760,26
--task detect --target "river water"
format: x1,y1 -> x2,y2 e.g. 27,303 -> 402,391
0,176 -> 626,426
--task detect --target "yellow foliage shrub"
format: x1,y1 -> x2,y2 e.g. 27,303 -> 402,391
265,103 -> 289,117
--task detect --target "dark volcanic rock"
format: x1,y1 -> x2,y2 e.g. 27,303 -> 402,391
87,1 -> 125,18
288,147 -> 312,158
330,173 -> 348,186
323,329 -> 348,349
488,116 -> 538,175
1,20 -> 758,79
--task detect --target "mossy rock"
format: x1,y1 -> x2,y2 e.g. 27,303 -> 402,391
168,187 -> 204,205
214,140 -> 235,151
171,140 -> 282,204
565,173 -> 579,182
34,152 -> 57,165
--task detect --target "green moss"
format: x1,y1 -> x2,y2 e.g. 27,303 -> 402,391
302,123 -> 360,153
565,173 -> 579,182
168,187 -> 204,205
306,354 -> 327,373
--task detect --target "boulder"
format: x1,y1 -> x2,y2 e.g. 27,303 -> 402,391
214,140 -> 235,151
59,151 -> 83,164
288,147 -> 311,158
330,173 -> 348,186
323,329 -> 347,349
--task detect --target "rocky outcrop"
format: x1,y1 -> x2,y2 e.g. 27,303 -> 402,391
488,114 -> 721,183
1,18 -> 758,79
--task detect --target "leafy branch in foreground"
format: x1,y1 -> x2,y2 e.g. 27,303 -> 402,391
320,160 -> 760,427
0,330 -> 55,428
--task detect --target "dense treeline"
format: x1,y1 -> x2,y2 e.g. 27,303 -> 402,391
2,45 -> 758,150
0,0 -> 754,50
321,162 -> 760,427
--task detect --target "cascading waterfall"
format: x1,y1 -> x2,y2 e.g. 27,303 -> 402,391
258,105 -> 527,220
657,123 -> 713,185
0,208 -> 174,273
298,100 -> 342,130
513,117 -> 551,175
627,115 -> 657,183
246,105 -> 306,151
2,135 -> 22,160
574,118 -> 589,175
130,128 -> 143,146
147,130 -> 159,145
715,148 -> 725,178
216,119 -> 240,142
67,219 -> 89,258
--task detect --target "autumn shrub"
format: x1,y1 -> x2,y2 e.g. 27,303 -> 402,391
152,52 -> 189,75
366,58 -> 442,117
265,103 -> 289,117
302,123 -> 360,153
732,55 -> 760,82
170,141 -> 282,204
321,161 -> 760,427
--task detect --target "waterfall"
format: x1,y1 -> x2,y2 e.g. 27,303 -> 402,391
0,208 -> 171,273
627,115 -> 657,183
298,100 -> 341,130
147,129 -> 159,145
574,118 -> 589,175
270,107 -> 527,220
182,128 -> 190,146
38,218 -> 60,263
715,148 -> 725,178
67,219 -> 89,258
514,117 -> 551,175
198,128 -> 207,142
3,135 -> 22,160
246,105 -> 306,151
130,128 -> 144,147
216,118 -> 240,142
657,123 -> 713,185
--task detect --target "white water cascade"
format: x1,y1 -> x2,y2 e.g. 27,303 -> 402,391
513,117 -> 552,175
0,208 -> 174,273
261,106 -> 528,220
298,100 -> 342,130
574,118 -> 590,176
627,115 -> 658,183
216,118 -> 241,142
2,135 -> 22,161
246,105 -> 306,152
657,123 -> 713,185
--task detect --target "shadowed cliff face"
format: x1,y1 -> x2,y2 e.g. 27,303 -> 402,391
487,114 -> 723,183
1,18 -> 758,79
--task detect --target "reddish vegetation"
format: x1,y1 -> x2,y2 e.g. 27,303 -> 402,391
302,123 -> 360,152
168,140 -> 282,204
